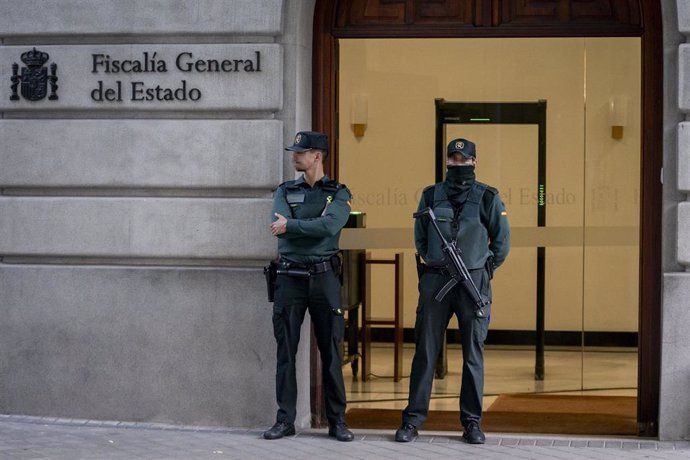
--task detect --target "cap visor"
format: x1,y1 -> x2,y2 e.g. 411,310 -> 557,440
285,146 -> 310,152
447,151 -> 474,158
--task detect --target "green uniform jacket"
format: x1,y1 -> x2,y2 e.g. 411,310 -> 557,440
272,175 -> 352,264
415,180 -> 510,270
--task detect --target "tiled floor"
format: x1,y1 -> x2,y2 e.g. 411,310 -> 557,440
345,343 -> 637,410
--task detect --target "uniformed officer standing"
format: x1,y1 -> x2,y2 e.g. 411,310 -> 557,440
263,131 -> 355,442
395,138 -> 510,444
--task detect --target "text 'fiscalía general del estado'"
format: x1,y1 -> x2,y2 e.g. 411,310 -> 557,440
89,50 -> 262,102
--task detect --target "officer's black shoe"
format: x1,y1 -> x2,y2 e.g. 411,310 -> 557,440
394,422 -> 419,442
462,421 -> 486,444
263,421 -> 296,440
328,422 -> 354,442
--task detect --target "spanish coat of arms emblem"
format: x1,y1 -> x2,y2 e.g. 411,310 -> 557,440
10,47 -> 58,101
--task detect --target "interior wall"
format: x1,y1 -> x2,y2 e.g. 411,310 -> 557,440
338,37 -> 641,333
583,39 -> 642,332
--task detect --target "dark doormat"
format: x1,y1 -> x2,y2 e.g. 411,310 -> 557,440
346,394 -> 637,435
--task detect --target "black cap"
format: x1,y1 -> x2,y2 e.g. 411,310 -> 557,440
447,138 -> 476,158
285,131 -> 329,152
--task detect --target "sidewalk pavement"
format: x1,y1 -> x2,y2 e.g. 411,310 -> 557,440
1,414 -> 690,460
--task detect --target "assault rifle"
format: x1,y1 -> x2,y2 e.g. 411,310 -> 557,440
413,207 -> 489,318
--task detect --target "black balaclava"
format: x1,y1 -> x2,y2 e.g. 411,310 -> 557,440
443,165 -> 476,207
445,165 -> 475,186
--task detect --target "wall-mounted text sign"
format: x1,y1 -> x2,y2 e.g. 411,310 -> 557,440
1,44 -> 282,111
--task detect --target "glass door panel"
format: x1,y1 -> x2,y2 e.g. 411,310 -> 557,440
338,36 -> 640,407
444,121 -> 585,395
582,38 -> 641,394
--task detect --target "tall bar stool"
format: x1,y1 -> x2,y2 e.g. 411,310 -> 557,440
360,251 -> 404,382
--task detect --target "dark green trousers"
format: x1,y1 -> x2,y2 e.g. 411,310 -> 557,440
272,270 -> 346,427
402,269 -> 491,428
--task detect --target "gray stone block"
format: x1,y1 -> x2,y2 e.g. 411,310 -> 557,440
662,274 -> 690,351
678,202 -> 690,266
1,44 -> 282,111
679,124 -> 690,188
0,0 -> 283,36
0,265 -> 276,427
679,45 -> 690,112
678,0 -> 690,34
660,273 -> 690,440
0,120 -> 282,188
0,197 -> 275,259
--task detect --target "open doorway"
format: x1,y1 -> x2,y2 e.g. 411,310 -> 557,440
337,37 -> 641,435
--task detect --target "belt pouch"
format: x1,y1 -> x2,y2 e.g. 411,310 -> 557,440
263,261 -> 278,302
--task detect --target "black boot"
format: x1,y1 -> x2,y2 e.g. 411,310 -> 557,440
263,422 -> 296,440
395,422 -> 419,442
328,422 -> 354,442
462,421 -> 485,444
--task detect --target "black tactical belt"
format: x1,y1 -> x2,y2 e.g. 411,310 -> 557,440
423,266 -> 451,276
277,259 -> 332,277
424,265 -> 483,275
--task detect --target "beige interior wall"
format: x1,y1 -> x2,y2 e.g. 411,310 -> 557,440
583,38 -> 641,332
338,38 -> 640,333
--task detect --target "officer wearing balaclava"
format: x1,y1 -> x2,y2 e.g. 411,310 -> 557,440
395,138 -> 510,445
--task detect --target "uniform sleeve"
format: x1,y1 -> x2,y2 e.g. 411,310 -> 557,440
486,192 -> 510,269
272,185 -> 292,220
414,194 -> 428,258
272,185 -> 305,240
284,186 -> 352,237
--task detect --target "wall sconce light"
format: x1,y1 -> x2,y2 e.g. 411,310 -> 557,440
351,94 -> 368,137
608,95 -> 628,140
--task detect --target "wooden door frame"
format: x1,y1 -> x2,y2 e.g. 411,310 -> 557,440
311,0 -> 662,436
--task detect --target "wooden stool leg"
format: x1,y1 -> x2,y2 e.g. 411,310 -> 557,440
393,253 -> 404,382
360,251 -> 371,382
435,334 -> 448,379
